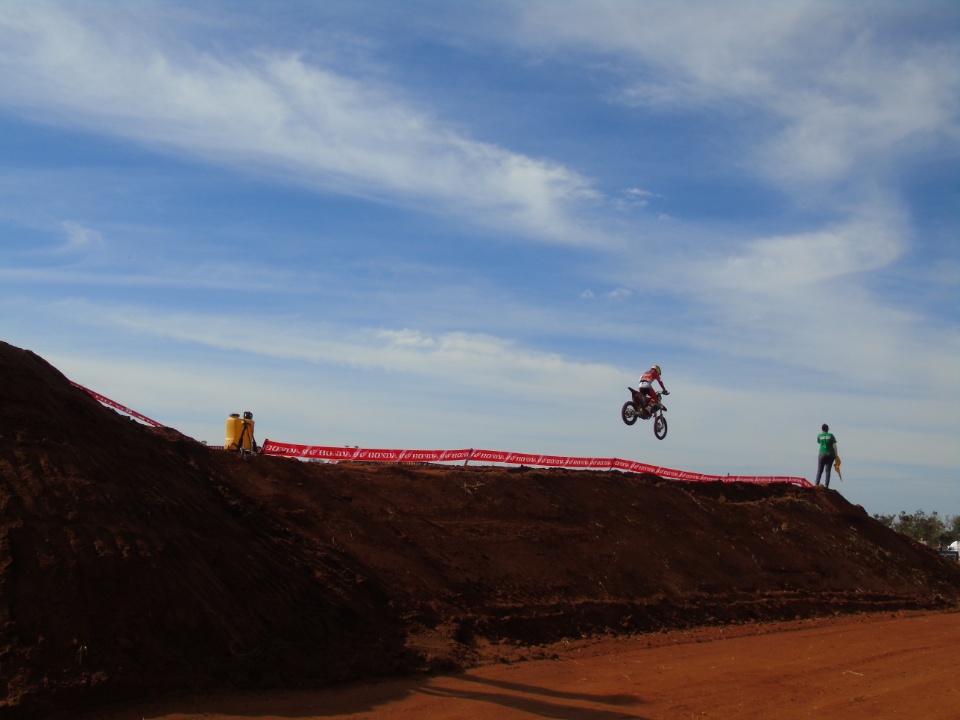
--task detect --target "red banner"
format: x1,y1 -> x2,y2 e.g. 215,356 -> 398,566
259,440 -> 811,487
259,441 -> 474,464
72,382 -> 164,428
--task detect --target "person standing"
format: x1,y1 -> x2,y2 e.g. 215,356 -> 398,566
815,423 -> 838,488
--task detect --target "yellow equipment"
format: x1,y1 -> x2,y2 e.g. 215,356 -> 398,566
224,411 -> 255,452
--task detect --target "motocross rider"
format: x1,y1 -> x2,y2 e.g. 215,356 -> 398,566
638,364 -> 669,409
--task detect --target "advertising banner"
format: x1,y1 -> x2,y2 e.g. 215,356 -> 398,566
260,441 -> 811,486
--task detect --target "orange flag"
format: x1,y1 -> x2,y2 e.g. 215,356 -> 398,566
834,455 -> 842,481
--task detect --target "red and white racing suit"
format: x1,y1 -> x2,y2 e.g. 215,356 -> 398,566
638,368 -> 667,406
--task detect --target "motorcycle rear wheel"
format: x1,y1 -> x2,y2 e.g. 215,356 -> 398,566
654,414 -> 668,439
621,401 -> 638,426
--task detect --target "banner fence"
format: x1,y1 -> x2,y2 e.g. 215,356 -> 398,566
72,382 -> 164,428
259,439 -> 812,487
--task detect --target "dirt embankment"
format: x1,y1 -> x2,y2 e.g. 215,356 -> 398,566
1,340 -> 958,718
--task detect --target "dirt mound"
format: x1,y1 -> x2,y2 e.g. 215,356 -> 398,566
1,340 -> 958,718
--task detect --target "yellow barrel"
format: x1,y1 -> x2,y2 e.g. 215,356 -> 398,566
224,413 -> 242,450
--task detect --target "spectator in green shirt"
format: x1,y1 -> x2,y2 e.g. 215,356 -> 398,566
815,423 -> 838,488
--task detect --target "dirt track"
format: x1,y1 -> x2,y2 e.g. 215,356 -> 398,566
89,612 -> 959,720
2,340 -> 959,719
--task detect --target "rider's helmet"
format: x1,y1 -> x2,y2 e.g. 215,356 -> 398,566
652,364 -> 661,375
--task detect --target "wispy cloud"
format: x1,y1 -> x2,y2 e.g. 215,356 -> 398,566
710,209 -> 906,293
515,0 -> 960,191
0,4 -> 605,246
59,221 -> 105,254
88,304 -> 624,400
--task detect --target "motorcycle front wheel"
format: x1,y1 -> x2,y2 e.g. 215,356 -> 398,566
621,401 -> 638,426
654,414 -> 668,439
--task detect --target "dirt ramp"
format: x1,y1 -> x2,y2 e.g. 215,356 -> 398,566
0,342 -> 406,718
219,460 -> 959,651
1,340 -> 958,718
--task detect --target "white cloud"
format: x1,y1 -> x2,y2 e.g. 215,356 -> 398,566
0,258 -> 321,295
60,221 -> 105,254
0,4 -> 604,246
711,211 -> 905,293
759,42 -> 960,186
674,258 -> 958,396
35,299 -> 622,401
515,0 -> 960,189
614,187 -> 658,210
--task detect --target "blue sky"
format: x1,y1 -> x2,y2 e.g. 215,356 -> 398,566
1,1 -> 957,516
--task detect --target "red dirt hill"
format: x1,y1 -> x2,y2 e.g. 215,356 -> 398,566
1,340 -> 958,718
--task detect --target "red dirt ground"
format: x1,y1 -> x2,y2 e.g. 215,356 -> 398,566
86,611 -> 960,720
2,340 -> 959,719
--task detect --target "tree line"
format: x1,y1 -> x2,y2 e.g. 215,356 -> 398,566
873,510 -> 960,548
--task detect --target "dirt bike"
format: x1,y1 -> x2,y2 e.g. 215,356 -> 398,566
621,387 -> 669,439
